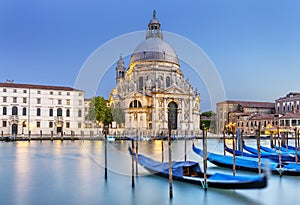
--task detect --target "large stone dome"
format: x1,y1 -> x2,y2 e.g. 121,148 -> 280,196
129,10 -> 179,65
130,37 -> 179,65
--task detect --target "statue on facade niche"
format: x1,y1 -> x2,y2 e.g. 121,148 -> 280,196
146,78 -> 153,89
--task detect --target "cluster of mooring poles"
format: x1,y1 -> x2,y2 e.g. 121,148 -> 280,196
223,122 -> 300,177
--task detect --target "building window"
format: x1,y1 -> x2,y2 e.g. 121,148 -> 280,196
138,76 -> 143,91
23,90 -> 27,93
49,108 -> 53,116
36,121 -> 40,128
78,123 -> 81,128
3,107 -> 7,115
129,100 -> 142,108
13,89 -> 17,93
78,109 -> 82,117
13,97 -> 17,103
22,107 -> 26,116
49,122 -> 53,128
66,109 -> 70,117
23,98 -> 27,103
66,99 -> 70,105
66,122 -> 70,128
12,106 -> 18,115
50,91 -> 53,95
37,90 -> 41,94
57,108 -> 62,116
67,92 -> 70,96
166,76 -> 171,87
3,121 -> 7,127
37,108 -> 41,116
58,91 -> 62,95
79,93 -> 82,96
3,88 -> 6,92
78,100 -> 82,106
58,99 -> 62,105
37,98 -> 41,104
3,97 -> 7,102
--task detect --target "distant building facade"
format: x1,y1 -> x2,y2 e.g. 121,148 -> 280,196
216,100 -> 275,135
276,92 -> 300,128
0,81 -> 85,136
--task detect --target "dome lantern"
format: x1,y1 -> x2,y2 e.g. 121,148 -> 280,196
146,10 -> 162,39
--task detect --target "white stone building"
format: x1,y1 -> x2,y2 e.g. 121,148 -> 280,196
0,81 -> 85,137
109,11 -> 201,137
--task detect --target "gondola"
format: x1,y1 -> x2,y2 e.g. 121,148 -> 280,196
243,144 -> 295,162
129,148 -> 267,189
193,144 -> 300,176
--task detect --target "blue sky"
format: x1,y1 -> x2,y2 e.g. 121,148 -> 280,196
1,1 -> 300,112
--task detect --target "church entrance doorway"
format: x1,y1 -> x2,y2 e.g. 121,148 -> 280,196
12,124 -> 18,136
168,102 -> 178,130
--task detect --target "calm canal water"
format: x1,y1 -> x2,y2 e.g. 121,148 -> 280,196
0,139 -> 300,205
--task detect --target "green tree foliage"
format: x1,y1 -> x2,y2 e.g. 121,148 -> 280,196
88,96 -> 112,126
201,110 -> 216,118
200,110 -> 216,133
111,107 -> 125,126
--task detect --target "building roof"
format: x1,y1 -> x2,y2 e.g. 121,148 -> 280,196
249,113 -> 276,120
276,92 -> 300,101
217,100 -> 275,109
279,112 -> 300,119
0,82 -> 83,92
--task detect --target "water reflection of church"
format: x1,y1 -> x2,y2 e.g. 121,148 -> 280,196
109,11 -> 200,136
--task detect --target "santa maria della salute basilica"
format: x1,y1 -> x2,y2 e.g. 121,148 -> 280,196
109,11 -> 201,137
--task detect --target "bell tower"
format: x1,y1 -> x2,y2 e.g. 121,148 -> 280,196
116,55 -> 125,84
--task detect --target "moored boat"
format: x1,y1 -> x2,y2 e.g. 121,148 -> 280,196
129,148 -> 267,189
193,144 -> 300,176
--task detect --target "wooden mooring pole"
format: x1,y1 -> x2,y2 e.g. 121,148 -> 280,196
295,128 -> 298,164
161,136 -> 164,163
223,131 -> 226,156
131,138 -> 135,187
168,121 -> 173,199
184,130 -> 187,161
51,131 -> 53,141
257,122 -> 261,174
104,126 -> 108,180
135,130 -> 138,177
40,130 -> 42,142
277,127 -> 282,176
232,131 -> 236,176
202,124 -> 207,190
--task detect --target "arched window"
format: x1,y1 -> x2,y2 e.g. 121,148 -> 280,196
66,109 -> 70,117
37,108 -> 41,116
129,100 -> 142,108
168,102 -> 178,129
12,106 -> 18,115
22,107 -> 26,116
57,108 -> 62,116
3,107 -> 7,115
78,109 -> 82,117
49,108 -> 53,116
166,76 -> 171,87
139,76 -> 143,91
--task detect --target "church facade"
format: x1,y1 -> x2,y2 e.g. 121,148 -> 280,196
109,11 -> 200,137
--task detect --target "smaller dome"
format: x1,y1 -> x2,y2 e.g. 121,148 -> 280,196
149,17 -> 160,24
